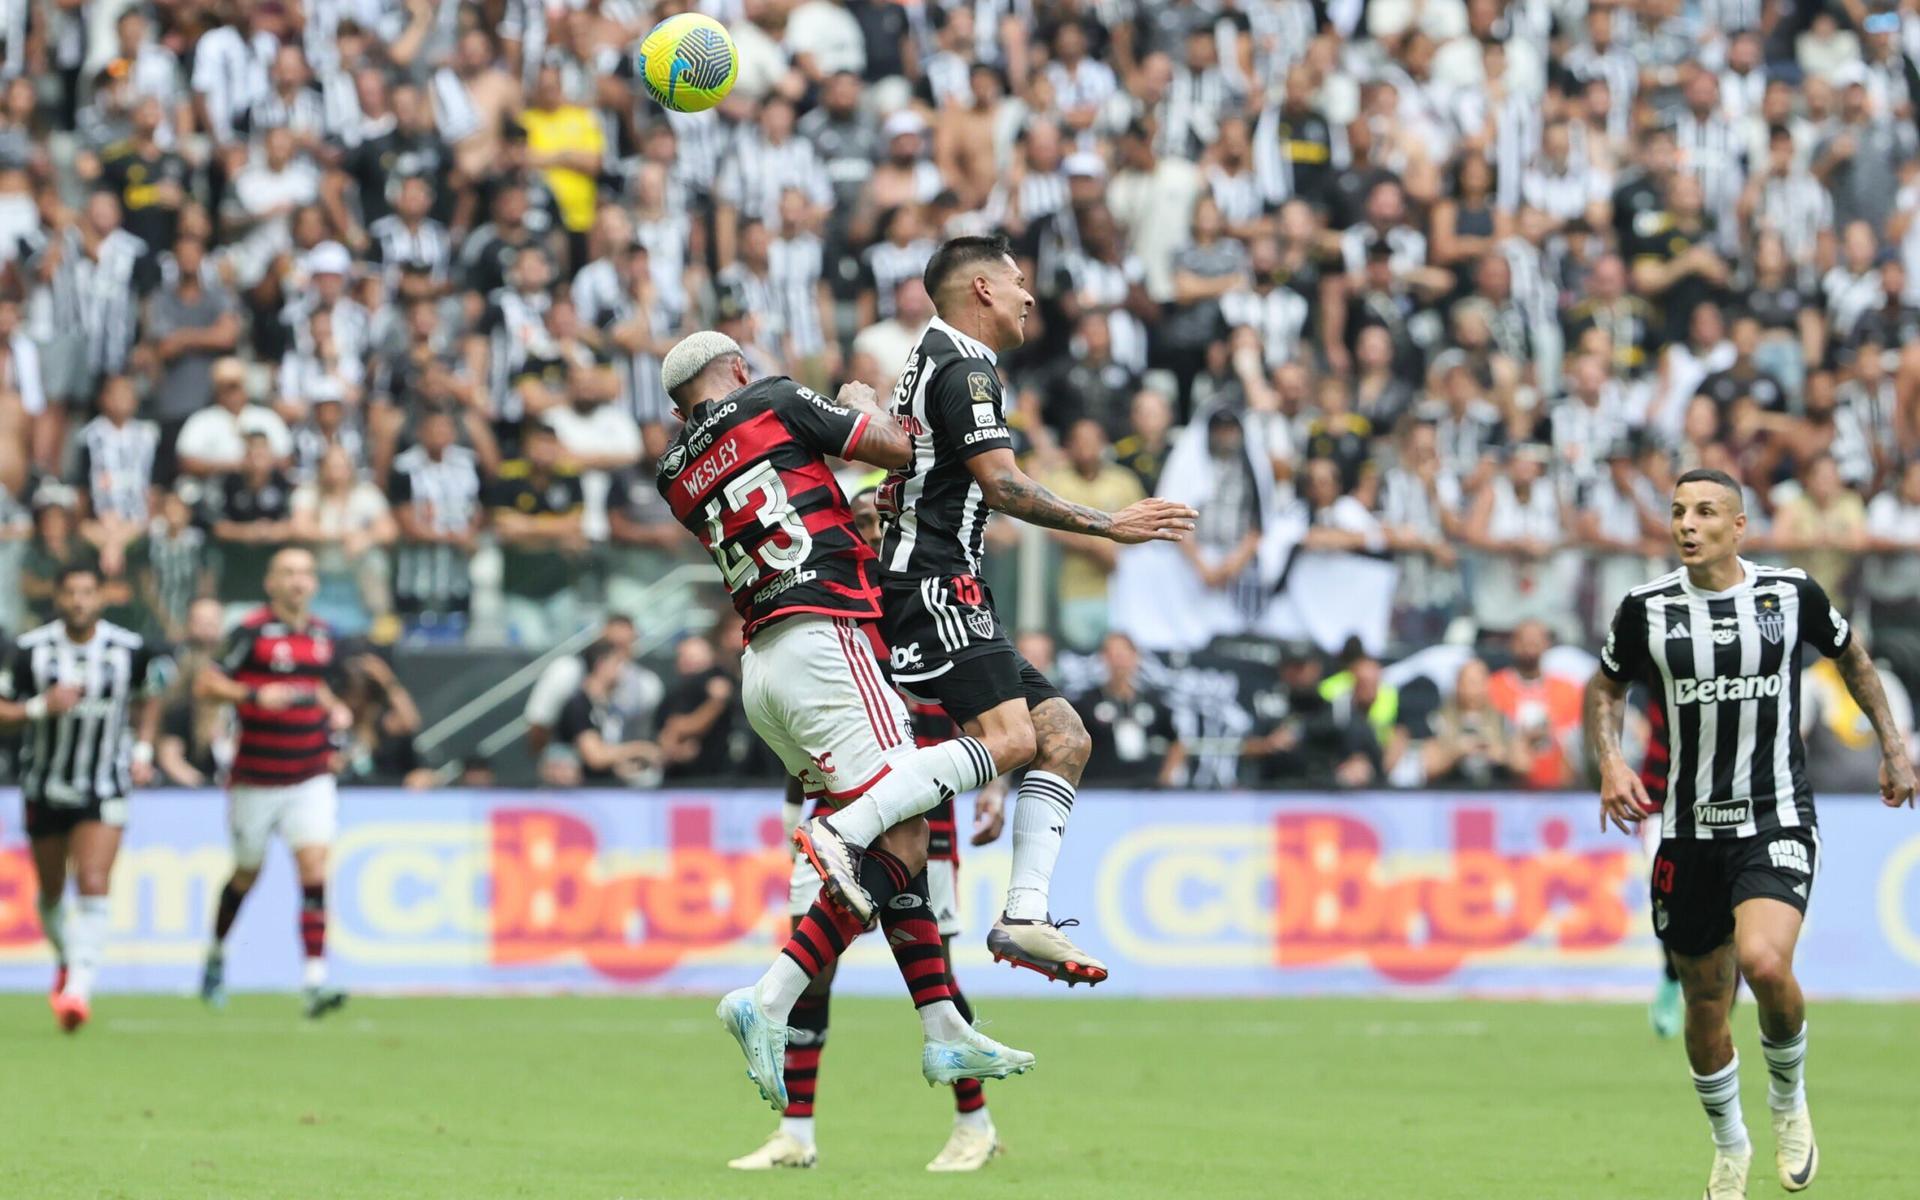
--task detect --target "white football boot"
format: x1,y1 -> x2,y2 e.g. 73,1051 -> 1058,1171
921,1026 -> 1035,1085
1703,1145 -> 1752,1200
727,1129 -> 817,1170
1772,1106 -> 1818,1192
927,1124 -> 1003,1172
716,985 -> 789,1111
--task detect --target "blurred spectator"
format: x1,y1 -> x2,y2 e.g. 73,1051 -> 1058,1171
156,597 -> 230,787
388,407 -> 484,641
1015,631 -> 1058,677
1112,388 -> 1175,494
525,615 -> 665,758
1864,461 -> 1920,653
140,488 -> 210,642
142,235 -> 242,468
1420,657 -> 1527,788
337,653 -> 434,789
1243,645 -> 1329,785
547,639 -> 664,787
73,375 -> 158,581
176,357 -> 292,479
486,422 -> 586,646
1465,444 -> 1575,641
1776,454 -> 1868,608
209,433 -> 295,613
1317,650 -> 1403,789
1378,419 -> 1464,641
656,634 -> 736,782
850,276 -> 933,394
1042,419 -> 1144,650
1486,621 -> 1584,791
289,445 -> 395,637
1072,632 -> 1185,787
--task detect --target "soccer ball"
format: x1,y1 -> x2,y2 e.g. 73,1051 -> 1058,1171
638,14 -> 740,114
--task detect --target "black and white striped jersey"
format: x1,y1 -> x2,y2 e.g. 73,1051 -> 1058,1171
75,415 -> 160,524
1600,562 -> 1852,840
367,215 -> 453,284
878,317 -> 1010,581
0,621 -> 170,807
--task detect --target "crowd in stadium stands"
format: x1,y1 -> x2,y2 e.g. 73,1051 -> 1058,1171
0,0 -> 1917,790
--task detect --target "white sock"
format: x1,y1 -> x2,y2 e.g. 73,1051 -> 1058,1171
919,998 -> 971,1042
1004,771 -> 1075,920
37,895 -> 66,966
827,738 -> 996,846
756,955 -> 811,1025
303,957 -> 328,989
66,894 -> 110,1002
1762,1023 -> 1808,1113
1692,1055 -> 1751,1153
779,1116 -> 816,1147
956,1107 -> 993,1134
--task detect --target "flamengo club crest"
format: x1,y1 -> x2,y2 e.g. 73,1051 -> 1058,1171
1756,594 -> 1785,644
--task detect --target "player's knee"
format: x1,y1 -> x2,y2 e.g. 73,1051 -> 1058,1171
1739,946 -> 1794,995
877,816 -> 930,871
1038,714 -> 1092,774
74,869 -> 111,896
229,868 -> 260,893
986,719 -> 1037,773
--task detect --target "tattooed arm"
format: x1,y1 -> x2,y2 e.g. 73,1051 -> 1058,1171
1585,671 -> 1651,833
965,448 -> 1197,544
1834,638 -> 1918,807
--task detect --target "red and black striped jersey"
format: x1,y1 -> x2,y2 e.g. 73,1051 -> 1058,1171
1639,689 -> 1669,807
658,376 -> 880,641
218,608 -> 341,786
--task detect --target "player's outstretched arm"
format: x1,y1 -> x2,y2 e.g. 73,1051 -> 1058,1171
832,381 -> 913,470
1584,671 -> 1650,833
1833,637 -> 1918,808
965,448 -> 1197,543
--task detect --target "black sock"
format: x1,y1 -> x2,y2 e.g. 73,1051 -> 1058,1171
857,848 -> 911,910
782,992 -> 830,1118
213,882 -> 248,945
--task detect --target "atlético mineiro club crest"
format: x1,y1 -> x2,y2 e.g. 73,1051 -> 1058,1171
965,607 -> 995,640
1756,594 -> 1785,644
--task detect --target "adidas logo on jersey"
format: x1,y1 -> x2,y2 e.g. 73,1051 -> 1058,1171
1667,622 -> 1690,640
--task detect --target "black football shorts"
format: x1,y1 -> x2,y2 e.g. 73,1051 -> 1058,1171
880,575 -> 1063,726
1650,826 -> 1819,957
25,794 -> 129,839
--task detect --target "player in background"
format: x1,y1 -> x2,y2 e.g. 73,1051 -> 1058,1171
194,548 -> 353,1019
856,233 -> 1195,986
1585,468 -> 1916,1199
1634,693 -> 1699,1041
652,331 -> 1032,1114
0,566 -> 169,1032
730,486 -> 1012,1172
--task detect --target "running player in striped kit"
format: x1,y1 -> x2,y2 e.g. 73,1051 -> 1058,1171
651,332 -> 1034,1119
194,548 -> 354,1019
1586,468 -> 1916,1199
729,486 -> 1013,1173
0,566 -> 170,1032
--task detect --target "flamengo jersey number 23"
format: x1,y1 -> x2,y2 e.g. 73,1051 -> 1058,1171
1599,561 -> 1850,841
656,376 -> 883,640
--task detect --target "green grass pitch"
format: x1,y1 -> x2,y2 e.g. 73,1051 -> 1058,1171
3,994 -> 1914,1198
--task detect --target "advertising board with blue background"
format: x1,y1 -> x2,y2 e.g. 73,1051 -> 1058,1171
4,791 -> 1918,997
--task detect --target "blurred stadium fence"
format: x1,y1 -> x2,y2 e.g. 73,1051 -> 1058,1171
4,791 -> 1918,999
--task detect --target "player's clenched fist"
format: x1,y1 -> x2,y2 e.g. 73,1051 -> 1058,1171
1105,498 -> 1199,544
1881,749 -> 1917,809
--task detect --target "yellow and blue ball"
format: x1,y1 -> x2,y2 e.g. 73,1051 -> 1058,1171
638,14 -> 739,114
